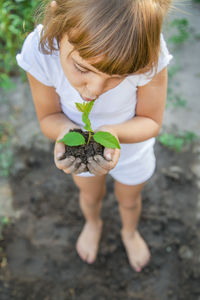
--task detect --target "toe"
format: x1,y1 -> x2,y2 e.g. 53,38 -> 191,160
87,249 -> 96,264
131,260 -> 142,272
135,267 -> 142,272
138,253 -> 151,271
135,262 -> 142,272
141,254 -> 151,268
76,242 -> 88,261
87,257 -> 95,264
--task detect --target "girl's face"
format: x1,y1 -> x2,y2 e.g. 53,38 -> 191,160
60,34 -> 125,101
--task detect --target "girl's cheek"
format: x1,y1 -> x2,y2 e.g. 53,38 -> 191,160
61,63 -> 79,84
66,70 -> 84,88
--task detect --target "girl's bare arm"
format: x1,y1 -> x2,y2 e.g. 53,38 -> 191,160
26,72 -> 78,141
104,67 -> 168,143
26,73 -> 87,174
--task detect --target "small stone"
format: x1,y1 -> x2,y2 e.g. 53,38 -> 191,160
0,257 -> 7,268
168,290 -> 174,296
25,155 -> 40,167
161,165 -> 193,181
192,144 -> 200,154
196,180 -> 200,189
166,246 -> 172,253
69,288 -> 75,296
161,166 -> 182,180
12,160 -> 26,175
178,245 -> 193,260
169,166 -> 183,174
191,163 -> 200,179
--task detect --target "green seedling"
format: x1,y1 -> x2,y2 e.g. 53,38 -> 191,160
158,131 -> 197,152
58,100 -> 120,149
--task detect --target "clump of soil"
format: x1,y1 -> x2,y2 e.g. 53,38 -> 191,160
61,129 -> 104,168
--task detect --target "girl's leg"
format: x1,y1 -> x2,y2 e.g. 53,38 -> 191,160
72,174 -> 106,264
114,180 -> 150,272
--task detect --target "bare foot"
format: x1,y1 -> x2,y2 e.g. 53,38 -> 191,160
76,219 -> 103,264
121,229 -> 151,272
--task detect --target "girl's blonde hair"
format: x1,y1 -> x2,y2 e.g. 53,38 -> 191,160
39,0 -> 172,75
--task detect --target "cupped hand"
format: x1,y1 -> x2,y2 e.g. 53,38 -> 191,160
54,126 -> 87,174
87,126 -> 120,176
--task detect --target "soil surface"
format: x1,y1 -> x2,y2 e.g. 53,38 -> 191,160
0,141 -> 200,300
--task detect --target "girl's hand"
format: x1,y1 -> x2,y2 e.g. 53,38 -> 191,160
54,126 -> 87,174
87,126 -> 120,176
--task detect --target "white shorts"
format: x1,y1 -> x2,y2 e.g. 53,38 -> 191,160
77,141 -> 156,186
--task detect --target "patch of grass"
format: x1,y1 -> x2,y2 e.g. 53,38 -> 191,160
0,216 -> 10,240
168,65 -> 180,79
0,0 -> 41,90
168,18 -> 191,45
158,131 -> 197,152
167,65 -> 187,108
194,33 -> 200,40
167,90 -> 187,108
0,74 -> 16,91
0,122 -> 14,177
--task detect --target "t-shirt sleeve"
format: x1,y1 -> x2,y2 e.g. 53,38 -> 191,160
137,34 -> 173,87
16,25 -> 53,86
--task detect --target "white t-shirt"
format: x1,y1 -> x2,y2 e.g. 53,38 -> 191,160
16,25 -> 172,178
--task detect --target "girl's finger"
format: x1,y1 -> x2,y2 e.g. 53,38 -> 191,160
87,163 -> 102,176
111,148 -> 120,164
87,157 -> 108,175
54,141 -> 66,159
93,155 -> 114,170
64,158 -> 82,174
73,163 -> 87,174
55,156 -> 75,169
103,148 -> 115,161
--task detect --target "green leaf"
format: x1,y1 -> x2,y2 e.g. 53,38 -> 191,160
85,100 -> 95,115
75,103 -> 84,112
82,111 -> 93,132
75,101 -> 95,132
82,101 -> 95,132
0,74 -> 16,90
93,131 -> 121,149
58,132 -> 85,146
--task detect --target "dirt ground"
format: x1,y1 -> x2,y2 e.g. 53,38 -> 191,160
0,140 -> 199,300
1,1 -> 200,299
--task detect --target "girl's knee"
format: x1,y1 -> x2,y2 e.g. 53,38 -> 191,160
80,185 -> 106,205
116,193 -> 142,209
114,180 -> 145,209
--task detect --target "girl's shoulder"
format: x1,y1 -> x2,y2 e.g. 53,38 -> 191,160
16,25 -> 61,87
32,24 -> 59,54
31,24 -> 43,41
129,34 -> 173,87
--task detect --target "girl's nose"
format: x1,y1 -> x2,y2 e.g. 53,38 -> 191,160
87,75 -> 107,97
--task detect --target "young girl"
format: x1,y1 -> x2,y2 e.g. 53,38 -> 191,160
16,0 -> 172,272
